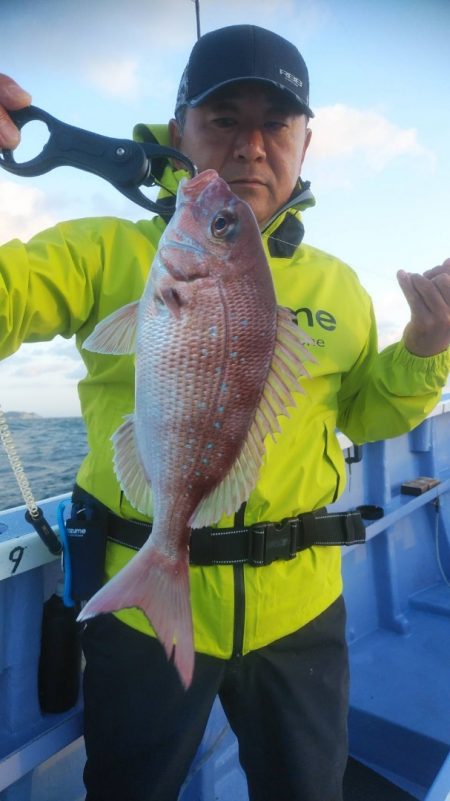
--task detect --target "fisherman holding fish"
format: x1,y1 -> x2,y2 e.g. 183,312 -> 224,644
1,24 -> 450,801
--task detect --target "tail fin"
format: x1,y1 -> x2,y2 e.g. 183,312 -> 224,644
78,545 -> 194,689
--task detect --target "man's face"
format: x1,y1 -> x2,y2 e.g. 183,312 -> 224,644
169,83 -> 312,228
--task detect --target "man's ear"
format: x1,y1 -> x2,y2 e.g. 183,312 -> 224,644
168,118 -> 186,171
169,118 -> 181,149
301,126 -> 312,167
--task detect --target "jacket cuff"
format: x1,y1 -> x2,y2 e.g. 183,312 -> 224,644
393,341 -> 450,386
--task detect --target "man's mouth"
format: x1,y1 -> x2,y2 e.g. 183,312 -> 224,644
228,178 -> 266,187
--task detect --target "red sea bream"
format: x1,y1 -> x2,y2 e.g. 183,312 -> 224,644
78,169 -> 314,688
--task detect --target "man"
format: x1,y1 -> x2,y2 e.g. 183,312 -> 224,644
1,24 -> 449,801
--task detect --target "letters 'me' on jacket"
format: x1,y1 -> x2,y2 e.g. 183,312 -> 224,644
1,124 -> 449,659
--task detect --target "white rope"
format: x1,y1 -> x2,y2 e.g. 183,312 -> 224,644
0,404 -> 39,517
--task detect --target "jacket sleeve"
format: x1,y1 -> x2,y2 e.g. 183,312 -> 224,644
336,301 -> 450,444
0,219 -> 115,359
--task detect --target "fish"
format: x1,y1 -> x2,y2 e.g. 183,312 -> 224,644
78,168 -> 314,688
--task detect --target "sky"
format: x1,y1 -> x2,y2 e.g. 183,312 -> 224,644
0,0 -> 449,416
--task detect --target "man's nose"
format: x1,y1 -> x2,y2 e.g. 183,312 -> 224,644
233,128 -> 266,161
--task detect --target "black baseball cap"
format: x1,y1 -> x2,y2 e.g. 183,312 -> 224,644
175,24 -> 314,118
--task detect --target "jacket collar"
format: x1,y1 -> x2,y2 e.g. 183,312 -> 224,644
262,180 -> 315,258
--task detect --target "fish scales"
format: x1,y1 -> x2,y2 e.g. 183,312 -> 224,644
137,282 -> 276,508
79,169 -> 314,688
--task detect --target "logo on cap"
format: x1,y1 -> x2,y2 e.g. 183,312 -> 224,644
279,68 -> 303,89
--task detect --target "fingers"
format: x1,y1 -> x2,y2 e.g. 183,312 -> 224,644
397,269 -> 450,316
397,270 -> 432,315
0,106 -> 20,148
0,75 -> 32,109
423,258 -> 450,280
397,268 -> 450,356
0,74 -> 32,149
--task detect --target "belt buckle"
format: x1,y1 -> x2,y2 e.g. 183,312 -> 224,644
248,524 -> 268,566
249,519 -> 300,566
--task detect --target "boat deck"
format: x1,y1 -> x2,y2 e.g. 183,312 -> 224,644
348,591 -> 450,798
344,758 -> 417,800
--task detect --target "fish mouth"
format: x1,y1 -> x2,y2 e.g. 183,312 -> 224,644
178,168 -> 221,199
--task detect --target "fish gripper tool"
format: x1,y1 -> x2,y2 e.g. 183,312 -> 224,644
0,105 -> 197,214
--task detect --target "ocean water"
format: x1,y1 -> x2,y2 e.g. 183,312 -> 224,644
0,416 -> 88,511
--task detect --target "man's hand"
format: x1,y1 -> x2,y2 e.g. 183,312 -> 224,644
397,259 -> 450,356
0,74 -> 32,149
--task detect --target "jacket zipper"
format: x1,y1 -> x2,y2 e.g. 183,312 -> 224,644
232,563 -> 245,658
231,502 -> 247,658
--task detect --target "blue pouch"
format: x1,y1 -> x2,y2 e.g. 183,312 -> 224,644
58,497 -> 108,603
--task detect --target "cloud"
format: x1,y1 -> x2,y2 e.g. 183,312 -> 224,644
3,339 -> 84,381
86,59 -> 141,101
0,339 -> 84,416
307,104 -> 435,188
0,180 -> 56,243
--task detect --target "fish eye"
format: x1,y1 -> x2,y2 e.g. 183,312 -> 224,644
211,209 -> 238,239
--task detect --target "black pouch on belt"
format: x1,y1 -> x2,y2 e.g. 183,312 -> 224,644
64,487 -> 109,601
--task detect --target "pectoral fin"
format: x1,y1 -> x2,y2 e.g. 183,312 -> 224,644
83,301 -> 140,355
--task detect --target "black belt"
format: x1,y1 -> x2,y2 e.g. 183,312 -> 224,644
106,507 -> 366,567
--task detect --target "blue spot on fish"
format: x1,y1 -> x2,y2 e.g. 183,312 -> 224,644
206,443 -> 214,449
202,457 -> 209,465
217,406 -> 224,413
214,421 -> 221,429
209,325 -> 217,337
221,383 -> 228,392
240,318 -> 249,327
230,352 -> 237,359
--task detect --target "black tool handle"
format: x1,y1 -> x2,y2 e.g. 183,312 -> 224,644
0,105 -> 150,185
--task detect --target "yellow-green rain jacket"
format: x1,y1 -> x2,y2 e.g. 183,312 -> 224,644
1,124 -> 449,659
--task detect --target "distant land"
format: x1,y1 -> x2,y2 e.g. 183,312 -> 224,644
5,411 -> 42,420
4,412 -> 83,420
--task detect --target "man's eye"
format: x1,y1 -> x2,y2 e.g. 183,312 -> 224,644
211,117 -> 235,128
265,120 -> 288,130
